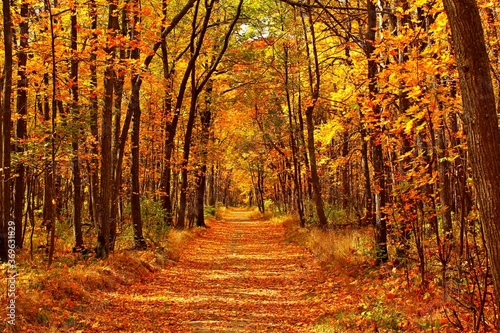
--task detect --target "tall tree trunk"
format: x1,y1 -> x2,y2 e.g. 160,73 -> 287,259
110,4 -> 129,249
88,0 -> 100,229
129,0 -> 146,249
178,82 -> 200,229
175,0 -> 204,229
208,165 -> 216,206
46,0 -> 59,266
301,6 -> 328,228
42,73 -> 54,245
284,44 -> 305,227
437,127 -> 453,237
13,0 -> 29,249
442,0 -> 500,316
96,0 -> 119,258
359,114 -> 373,226
341,130 -> 350,211
160,0 -> 174,225
1,0 -> 14,261
70,5 -> 83,249
195,80 -> 213,228
366,0 -> 388,263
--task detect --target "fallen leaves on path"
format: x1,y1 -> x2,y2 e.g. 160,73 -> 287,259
84,210 -> 331,332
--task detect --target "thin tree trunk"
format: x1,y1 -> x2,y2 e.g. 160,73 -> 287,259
70,5 -> 83,249
46,0 -> 58,266
160,0 -> 174,225
88,0 -> 100,229
284,44 -> 305,227
301,6 -> 328,229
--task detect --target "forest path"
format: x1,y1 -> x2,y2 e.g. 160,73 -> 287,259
88,209 -> 342,332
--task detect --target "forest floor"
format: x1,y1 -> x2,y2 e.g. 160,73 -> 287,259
8,209 -> 463,332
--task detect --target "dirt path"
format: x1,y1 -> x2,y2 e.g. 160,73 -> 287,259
89,210 -> 333,332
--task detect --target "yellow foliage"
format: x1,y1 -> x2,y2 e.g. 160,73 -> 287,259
315,120 -> 344,145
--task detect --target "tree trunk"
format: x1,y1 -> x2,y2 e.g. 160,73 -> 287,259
160,2 -> 174,225
1,0 -> 14,261
437,128 -> 453,237
88,0 -> 100,229
208,164 -> 216,206
284,44 -> 305,227
129,0 -> 146,249
195,80 -> 213,228
178,89 -> 199,229
442,0 -> 500,316
13,0 -> 29,249
96,1 -> 119,258
110,5 -> 129,249
302,6 -> 328,229
47,0 -> 59,267
366,0 -> 388,263
70,6 -> 83,249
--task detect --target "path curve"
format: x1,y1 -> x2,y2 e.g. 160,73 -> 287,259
92,210 -> 329,332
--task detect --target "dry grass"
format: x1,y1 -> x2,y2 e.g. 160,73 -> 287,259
281,214 -> 373,270
215,206 -> 227,220
248,208 -> 275,220
307,227 -> 372,268
166,227 -> 205,261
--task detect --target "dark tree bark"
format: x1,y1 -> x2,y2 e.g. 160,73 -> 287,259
160,0 -> 174,226
88,0 -> 100,229
177,41 -> 204,228
442,0 -> 500,316
96,0 -> 119,258
358,110 -> 373,226
13,0 -> 29,249
129,0 -> 146,249
46,0 -> 59,266
1,0 -> 14,261
70,5 -> 83,249
341,130 -> 350,211
195,80 -> 213,228
208,164 -> 216,206
437,127 -> 453,237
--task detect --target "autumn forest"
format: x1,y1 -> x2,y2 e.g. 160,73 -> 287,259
1,0 -> 500,331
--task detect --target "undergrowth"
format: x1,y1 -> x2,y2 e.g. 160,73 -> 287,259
0,208 -> 213,332
278,213 -> 485,332
281,214 -> 373,271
